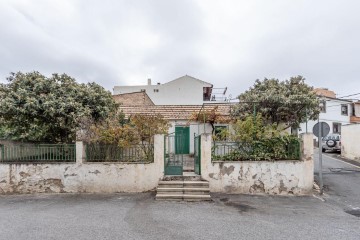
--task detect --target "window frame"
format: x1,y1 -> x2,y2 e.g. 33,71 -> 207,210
333,122 -> 341,134
341,104 -> 348,116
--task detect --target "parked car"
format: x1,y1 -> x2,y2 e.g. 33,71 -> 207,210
322,134 -> 341,152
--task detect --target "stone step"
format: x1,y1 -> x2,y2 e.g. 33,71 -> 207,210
183,181 -> 209,187
183,194 -> 212,201
157,187 -> 184,193
155,194 -> 212,201
158,181 -> 184,185
158,181 -> 209,188
162,175 -> 201,181
156,178 -> 211,201
157,187 -> 210,194
156,194 -> 183,201
183,188 -> 210,195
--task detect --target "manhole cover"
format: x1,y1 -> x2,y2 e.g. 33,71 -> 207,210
345,209 -> 360,217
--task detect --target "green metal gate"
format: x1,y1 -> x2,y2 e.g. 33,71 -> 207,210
194,134 -> 201,175
164,133 -> 183,175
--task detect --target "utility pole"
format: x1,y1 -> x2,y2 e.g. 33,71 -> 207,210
318,119 -> 323,195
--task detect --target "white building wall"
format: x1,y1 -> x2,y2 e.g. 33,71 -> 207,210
0,135 -> 165,194
200,133 -> 314,195
341,124 -> 360,161
113,76 -> 213,105
299,99 -> 351,138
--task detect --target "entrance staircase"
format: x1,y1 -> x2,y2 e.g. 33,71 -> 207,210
155,173 -> 211,201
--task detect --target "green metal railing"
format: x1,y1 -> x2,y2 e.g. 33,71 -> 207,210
0,144 -> 76,163
212,138 -> 301,161
85,144 -> 154,163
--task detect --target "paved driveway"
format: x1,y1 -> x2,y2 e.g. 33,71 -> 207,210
0,191 -> 359,240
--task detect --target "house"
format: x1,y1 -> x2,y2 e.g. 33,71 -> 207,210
119,103 -> 233,154
113,75 -> 228,105
298,88 -> 351,136
113,75 -> 232,154
350,101 -> 360,123
113,91 -> 155,106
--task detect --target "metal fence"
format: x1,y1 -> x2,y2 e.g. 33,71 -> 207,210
212,139 -> 301,161
85,144 -> 154,163
0,144 -> 76,163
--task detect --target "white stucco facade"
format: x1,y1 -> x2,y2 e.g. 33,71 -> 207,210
113,75 -> 225,105
299,98 -> 351,138
0,135 -> 165,194
200,133 -> 314,195
341,124 -> 360,161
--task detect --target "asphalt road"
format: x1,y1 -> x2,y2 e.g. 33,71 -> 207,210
0,191 -> 359,240
314,149 -> 360,213
0,151 -> 359,240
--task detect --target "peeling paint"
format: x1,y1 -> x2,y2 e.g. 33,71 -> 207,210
19,171 -> 31,178
250,180 -> 265,193
89,170 -> 101,175
279,180 -> 287,193
64,173 -> 77,178
220,165 -> 235,176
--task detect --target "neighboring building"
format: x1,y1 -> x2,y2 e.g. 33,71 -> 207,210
113,75 -> 228,105
350,101 -> 360,124
299,88 -> 351,136
113,92 -> 154,106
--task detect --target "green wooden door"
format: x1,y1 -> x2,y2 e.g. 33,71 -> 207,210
175,126 -> 190,154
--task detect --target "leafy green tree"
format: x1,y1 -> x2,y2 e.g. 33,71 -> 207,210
87,113 -> 170,162
0,71 -> 117,143
232,76 -> 319,131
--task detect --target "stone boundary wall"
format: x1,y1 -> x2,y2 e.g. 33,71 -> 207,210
341,124 -> 360,161
200,133 -> 314,195
0,135 -> 164,194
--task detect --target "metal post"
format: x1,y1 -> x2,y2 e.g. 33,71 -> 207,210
305,109 -> 308,133
253,103 -> 256,140
318,120 -> 323,195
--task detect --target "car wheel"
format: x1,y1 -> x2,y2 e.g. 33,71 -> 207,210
322,148 -> 326,153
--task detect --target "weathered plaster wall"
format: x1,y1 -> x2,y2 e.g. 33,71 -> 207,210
0,135 -> 164,194
341,124 -> 360,161
200,133 -> 314,195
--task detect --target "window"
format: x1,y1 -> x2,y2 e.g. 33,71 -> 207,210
319,100 -> 326,113
341,104 -> 348,115
153,89 -> 159,92
203,87 -> 212,101
333,123 -> 341,133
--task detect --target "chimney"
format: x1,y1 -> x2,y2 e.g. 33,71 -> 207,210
147,78 -> 151,85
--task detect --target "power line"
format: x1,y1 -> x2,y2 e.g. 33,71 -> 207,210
337,92 -> 360,99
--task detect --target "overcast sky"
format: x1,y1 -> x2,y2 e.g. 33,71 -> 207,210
1,0 -> 359,99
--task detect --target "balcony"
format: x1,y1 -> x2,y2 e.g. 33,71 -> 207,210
350,115 -> 360,123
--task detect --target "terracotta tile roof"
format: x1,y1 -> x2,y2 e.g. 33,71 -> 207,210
119,103 -> 234,120
314,88 -> 336,98
113,92 -> 155,106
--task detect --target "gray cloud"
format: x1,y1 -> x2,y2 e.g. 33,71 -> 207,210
0,0 -> 359,98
